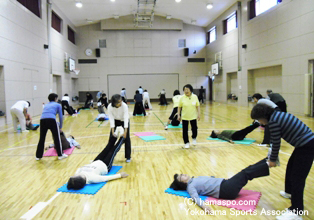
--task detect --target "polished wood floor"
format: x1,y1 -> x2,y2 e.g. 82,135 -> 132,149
0,102 -> 313,220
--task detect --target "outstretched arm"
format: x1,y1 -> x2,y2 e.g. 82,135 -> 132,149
87,172 -> 128,184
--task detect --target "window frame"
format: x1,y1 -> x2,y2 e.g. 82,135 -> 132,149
17,0 -> 41,18
248,0 -> 282,20
207,26 -> 216,44
67,26 -> 76,45
51,11 -> 62,33
223,11 -> 237,35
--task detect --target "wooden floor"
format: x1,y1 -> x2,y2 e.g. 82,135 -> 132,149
0,102 -> 313,220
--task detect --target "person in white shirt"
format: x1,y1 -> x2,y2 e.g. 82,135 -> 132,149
67,134 -> 128,190
10,100 -> 31,133
108,94 -> 132,162
138,86 -> 143,94
142,89 -> 152,110
252,93 -> 280,147
165,90 -> 182,130
120,88 -> 127,103
61,94 -> 75,115
159,89 -> 167,105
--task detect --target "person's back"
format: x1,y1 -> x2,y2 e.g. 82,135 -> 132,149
172,95 -> 182,108
268,93 -> 285,103
62,96 -> 70,102
134,93 -> 143,103
41,102 -> 62,120
11,101 -> 28,111
143,91 -> 149,99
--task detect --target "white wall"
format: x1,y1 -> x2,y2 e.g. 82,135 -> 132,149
76,22 -> 207,99
205,0 -> 314,114
0,0 -> 78,124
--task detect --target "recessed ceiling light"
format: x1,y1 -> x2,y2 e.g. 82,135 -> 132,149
206,3 -> 213,9
111,0 -> 115,2
76,1 -> 82,8
175,0 -> 181,2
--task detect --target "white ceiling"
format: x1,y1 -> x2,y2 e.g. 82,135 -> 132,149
52,0 -> 237,27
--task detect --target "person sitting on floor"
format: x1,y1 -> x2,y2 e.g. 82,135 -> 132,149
170,158 -> 274,214
67,127 -> 128,190
165,90 -> 182,130
210,121 -> 260,143
25,113 -> 39,130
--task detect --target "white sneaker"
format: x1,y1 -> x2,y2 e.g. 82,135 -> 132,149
280,191 -> 291,199
276,209 -> 302,220
126,158 -> 131,163
58,153 -> 68,160
184,143 -> 190,149
22,130 -> 29,133
258,143 -> 268,147
192,139 -> 197,146
35,157 -> 41,161
164,125 -> 168,130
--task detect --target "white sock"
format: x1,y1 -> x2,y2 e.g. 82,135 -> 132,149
266,161 -> 270,167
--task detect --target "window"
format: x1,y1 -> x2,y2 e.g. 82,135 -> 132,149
17,0 -> 41,18
248,0 -> 282,20
52,11 -> 62,33
223,12 -> 237,35
68,26 -> 75,44
207,26 -> 216,44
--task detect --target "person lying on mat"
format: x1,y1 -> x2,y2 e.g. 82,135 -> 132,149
25,113 -> 39,131
45,132 -> 81,151
210,121 -> 260,144
170,158 -> 273,213
67,127 -> 128,190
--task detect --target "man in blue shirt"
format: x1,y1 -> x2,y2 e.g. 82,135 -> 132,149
36,93 -> 68,160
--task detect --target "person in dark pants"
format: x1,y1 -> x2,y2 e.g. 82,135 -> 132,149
178,84 -> 200,149
170,158 -> 270,213
36,93 -> 68,160
67,136 -> 128,190
266,89 -> 287,112
210,121 -> 260,143
97,93 -> 108,114
159,89 -> 167,105
165,90 -> 182,129
84,92 -> 94,108
198,86 -> 205,104
61,94 -> 75,115
251,104 -> 314,219
133,90 -> 146,116
108,94 -> 132,162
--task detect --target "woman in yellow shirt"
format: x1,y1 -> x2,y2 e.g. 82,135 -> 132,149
178,84 -> 200,148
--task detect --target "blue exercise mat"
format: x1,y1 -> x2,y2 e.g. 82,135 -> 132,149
140,135 -> 166,142
17,124 -> 39,130
57,166 -> 122,195
207,137 -> 255,145
165,188 -> 208,201
167,124 -> 182,129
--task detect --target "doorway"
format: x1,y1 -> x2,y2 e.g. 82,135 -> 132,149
0,66 -> 6,126
52,75 -> 62,98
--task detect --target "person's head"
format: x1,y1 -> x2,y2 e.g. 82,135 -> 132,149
210,130 -> 221,138
64,94 -> 68,96
102,93 -> 107,98
266,89 -> 272,95
251,104 -> 275,125
27,101 -> 31,108
67,176 -> 86,190
122,88 -> 125,90
201,86 -> 203,89
136,90 -> 139,94
252,93 -> 263,102
139,86 -> 142,88
144,89 -> 147,92
173,90 -> 180,96
170,174 -> 190,190
111,94 -> 122,108
48,93 -> 58,102
86,92 -> 90,96
183,84 -> 193,97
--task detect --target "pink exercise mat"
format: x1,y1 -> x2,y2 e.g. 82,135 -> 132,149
205,189 -> 262,212
43,147 -> 75,157
133,132 -> 156,137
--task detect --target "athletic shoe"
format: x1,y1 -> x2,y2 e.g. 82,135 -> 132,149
192,139 -> 197,146
276,209 -> 302,220
126,158 -> 131,163
267,147 -> 280,166
253,120 -> 260,126
280,191 -> 291,199
58,153 -> 68,160
22,130 -> 29,133
35,157 -> 41,161
258,143 -> 268,147
164,125 -> 168,130
184,143 -> 190,149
